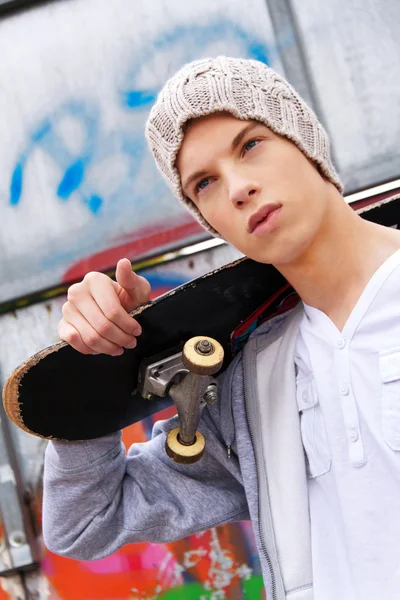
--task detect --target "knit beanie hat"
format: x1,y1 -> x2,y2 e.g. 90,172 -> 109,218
145,56 -> 343,236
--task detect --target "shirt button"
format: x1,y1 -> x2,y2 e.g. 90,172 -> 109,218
349,429 -> 359,442
340,383 -> 350,396
337,338 -> 346,349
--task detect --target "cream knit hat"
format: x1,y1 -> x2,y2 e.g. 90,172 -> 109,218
145,56 -> 343,236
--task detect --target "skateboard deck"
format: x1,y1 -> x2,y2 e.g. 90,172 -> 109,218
3,192 -> 400,441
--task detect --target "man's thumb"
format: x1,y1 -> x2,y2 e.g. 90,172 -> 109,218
115,258 -> 151,310
115,258 -> 136,291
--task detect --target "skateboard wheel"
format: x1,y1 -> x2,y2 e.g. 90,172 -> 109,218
165,427 -> 205,464
182,336 -> 224,375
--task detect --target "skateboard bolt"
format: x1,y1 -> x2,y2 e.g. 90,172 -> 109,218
203,384 -> 218,405
9,531 -> 26,548
195,339 -> 214,355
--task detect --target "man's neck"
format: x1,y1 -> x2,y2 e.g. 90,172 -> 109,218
275,198 -> 400,331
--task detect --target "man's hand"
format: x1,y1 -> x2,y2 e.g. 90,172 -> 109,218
58,258 -> 151,356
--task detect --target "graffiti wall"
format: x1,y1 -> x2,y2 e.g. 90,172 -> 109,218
1,0 -> 399,597
39,411 -> 265,600
2,0 -> 398,306
0,0 -> 280,304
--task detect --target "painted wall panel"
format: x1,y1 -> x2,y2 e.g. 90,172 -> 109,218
291,0 -> 400,190
0,0 -> 278,303
2,0 -> 399,307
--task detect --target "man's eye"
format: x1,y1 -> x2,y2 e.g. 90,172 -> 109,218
195,178 -> 211,193
243,139 -> 260,153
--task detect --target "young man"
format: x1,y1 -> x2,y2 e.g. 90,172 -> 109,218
43,57 -> 400,600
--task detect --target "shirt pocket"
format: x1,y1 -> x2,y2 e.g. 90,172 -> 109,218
379,349 -> 400,451
296,377 -> 332,478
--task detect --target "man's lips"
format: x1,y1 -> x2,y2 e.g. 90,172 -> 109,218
247,203 -> 282,234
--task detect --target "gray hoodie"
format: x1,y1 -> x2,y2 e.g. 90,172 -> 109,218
43,305 -> 313,600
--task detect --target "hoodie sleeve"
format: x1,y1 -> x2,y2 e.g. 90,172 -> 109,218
42,365 -> 249,560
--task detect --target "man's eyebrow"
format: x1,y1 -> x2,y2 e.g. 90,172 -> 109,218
231,122 -> 260,151
182,169 -> 208,195
182,122 -> 261,194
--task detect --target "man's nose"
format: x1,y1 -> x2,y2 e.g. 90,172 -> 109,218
229,176 -> 260,208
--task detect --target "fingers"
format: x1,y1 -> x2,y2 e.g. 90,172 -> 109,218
82,274 -> 141,337
59,270 -> 144,356
61,301 -> 138,356
58,320 -> 95,355
59,263 -> 151,357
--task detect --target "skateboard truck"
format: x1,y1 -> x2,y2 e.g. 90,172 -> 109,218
138,336 -> 224,464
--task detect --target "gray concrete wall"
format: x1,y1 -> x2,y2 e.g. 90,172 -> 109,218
291,0 -> 400,190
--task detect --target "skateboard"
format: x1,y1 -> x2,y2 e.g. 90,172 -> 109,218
3,191 -> 400,462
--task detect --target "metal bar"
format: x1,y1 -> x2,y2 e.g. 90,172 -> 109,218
0,0 -> 57,18
0,370 -> 39,575
344,179 -> 400,204
0,237 -> 224,316
265,0 -> 340,168
264,0 -> 317,109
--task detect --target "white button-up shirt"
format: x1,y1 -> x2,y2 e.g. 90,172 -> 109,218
295,248 -> 400,600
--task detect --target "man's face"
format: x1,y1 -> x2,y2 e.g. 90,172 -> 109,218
176,112 -> 333,266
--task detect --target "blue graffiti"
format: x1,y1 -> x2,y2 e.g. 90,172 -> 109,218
10,101 -> 146,215
10,102 -> 101,209
9,20 -> 270,234
57,159 -> 86,200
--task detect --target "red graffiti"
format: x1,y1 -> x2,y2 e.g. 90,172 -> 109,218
63,220 -> 204,283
